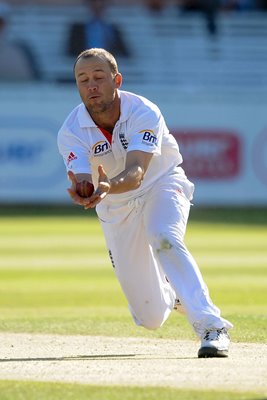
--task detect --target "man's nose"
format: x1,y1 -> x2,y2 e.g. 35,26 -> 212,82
87,82 -> 97,91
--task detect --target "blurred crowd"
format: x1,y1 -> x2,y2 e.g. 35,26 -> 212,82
0,0 -> 266,82
0,2 -> 41,81
147,0 -> 267,12
147,0 -> 267,36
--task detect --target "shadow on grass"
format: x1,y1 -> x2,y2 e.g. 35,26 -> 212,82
1,204 -> 267,225
189,206 -> 267,225
0,204 -> 97,219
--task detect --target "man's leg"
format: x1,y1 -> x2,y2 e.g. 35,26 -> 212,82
98,200 -> 176,330
144,177 -> 233,355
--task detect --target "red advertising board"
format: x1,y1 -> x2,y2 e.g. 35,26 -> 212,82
172,130 -> 241,179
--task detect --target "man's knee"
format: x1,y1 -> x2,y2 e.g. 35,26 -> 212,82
148,230 -> 185,254
131,304 -> 169,330
141,314 -> 166,330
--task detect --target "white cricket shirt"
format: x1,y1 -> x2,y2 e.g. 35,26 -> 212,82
58,90 -> 183,204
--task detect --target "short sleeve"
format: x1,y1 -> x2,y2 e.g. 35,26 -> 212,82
57,128 -> 92,174
126,107 -> 167,156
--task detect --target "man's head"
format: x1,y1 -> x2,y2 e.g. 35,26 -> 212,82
0,2 -> 10,32
84,0 -> 107,17
74,48 -> 118,76
74,48 -> 122,116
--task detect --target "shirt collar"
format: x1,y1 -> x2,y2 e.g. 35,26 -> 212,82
77,103 -> 97,128
117,90 -> 132,124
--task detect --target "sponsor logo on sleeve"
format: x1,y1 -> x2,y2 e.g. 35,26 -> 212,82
140,129 -> 158,146
67,151 -> 77,165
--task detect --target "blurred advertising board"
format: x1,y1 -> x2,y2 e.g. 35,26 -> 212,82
173,130 -> 241,180
0,83 -> 266,205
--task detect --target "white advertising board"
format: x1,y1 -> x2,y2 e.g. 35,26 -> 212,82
0,83 -> 266,205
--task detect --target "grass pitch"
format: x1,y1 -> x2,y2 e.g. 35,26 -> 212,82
0,381 -> 265,400
0,206 -> 266,399
0,206 -> 266,343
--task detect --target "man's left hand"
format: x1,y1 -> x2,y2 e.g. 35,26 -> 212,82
83,165 -> 110,209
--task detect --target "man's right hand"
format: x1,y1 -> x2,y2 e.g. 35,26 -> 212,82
83,165 -> 111,209
67,171 -> 87,206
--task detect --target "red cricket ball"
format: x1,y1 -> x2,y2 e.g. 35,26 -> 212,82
76,180 -> 94,198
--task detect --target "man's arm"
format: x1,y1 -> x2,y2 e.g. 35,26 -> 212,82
68,150 -> 153,208
85,150 -> 153,208
109,150 -> 153,194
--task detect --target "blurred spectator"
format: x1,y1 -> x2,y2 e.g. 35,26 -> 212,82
257,0 -> 267,9
220,0 -> 255,10
177,0 -> 219,36
145,0 -> 166,13
66,0 -> 131,58
0,2 -> 41,81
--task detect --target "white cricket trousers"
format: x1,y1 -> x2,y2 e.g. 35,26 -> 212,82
97,170 -> 233,337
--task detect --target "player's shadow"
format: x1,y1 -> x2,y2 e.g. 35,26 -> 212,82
0,354 -> 194,362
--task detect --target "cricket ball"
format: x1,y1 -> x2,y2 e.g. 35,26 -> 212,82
76,180 -> 94,198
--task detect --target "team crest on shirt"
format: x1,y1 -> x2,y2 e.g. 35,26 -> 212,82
140,130 -> 158,146
92,140 -> 111,157
119,132 -> 128,150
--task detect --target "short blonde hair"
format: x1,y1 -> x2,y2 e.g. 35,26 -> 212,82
74,48 -> 119,76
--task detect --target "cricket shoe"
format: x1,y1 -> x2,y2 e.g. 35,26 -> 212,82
198,327 -> 230,358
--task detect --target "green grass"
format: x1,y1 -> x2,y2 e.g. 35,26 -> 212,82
0,206 -> 266,399
0,207 -> 266,343
0,381 -> 265,400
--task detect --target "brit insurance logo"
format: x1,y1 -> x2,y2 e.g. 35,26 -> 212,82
140,129 -> 158,146
92,140 -> 111,157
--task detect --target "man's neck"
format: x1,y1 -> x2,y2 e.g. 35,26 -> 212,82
88,95 -> 121,133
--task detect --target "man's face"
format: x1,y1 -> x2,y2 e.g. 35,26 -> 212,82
75,56 -> 121,115
88,0 -> 106,16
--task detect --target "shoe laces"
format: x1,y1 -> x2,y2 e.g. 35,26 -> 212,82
203,327 -> 228,341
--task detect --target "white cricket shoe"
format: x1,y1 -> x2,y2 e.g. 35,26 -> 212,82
198,327 -> 230,358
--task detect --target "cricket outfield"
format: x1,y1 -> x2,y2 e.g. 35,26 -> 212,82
0,207 -> 266,399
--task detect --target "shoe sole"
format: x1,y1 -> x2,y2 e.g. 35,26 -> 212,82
198,347 -> 228,358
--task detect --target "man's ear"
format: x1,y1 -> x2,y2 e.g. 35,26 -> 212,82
115,73 -> 122,88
